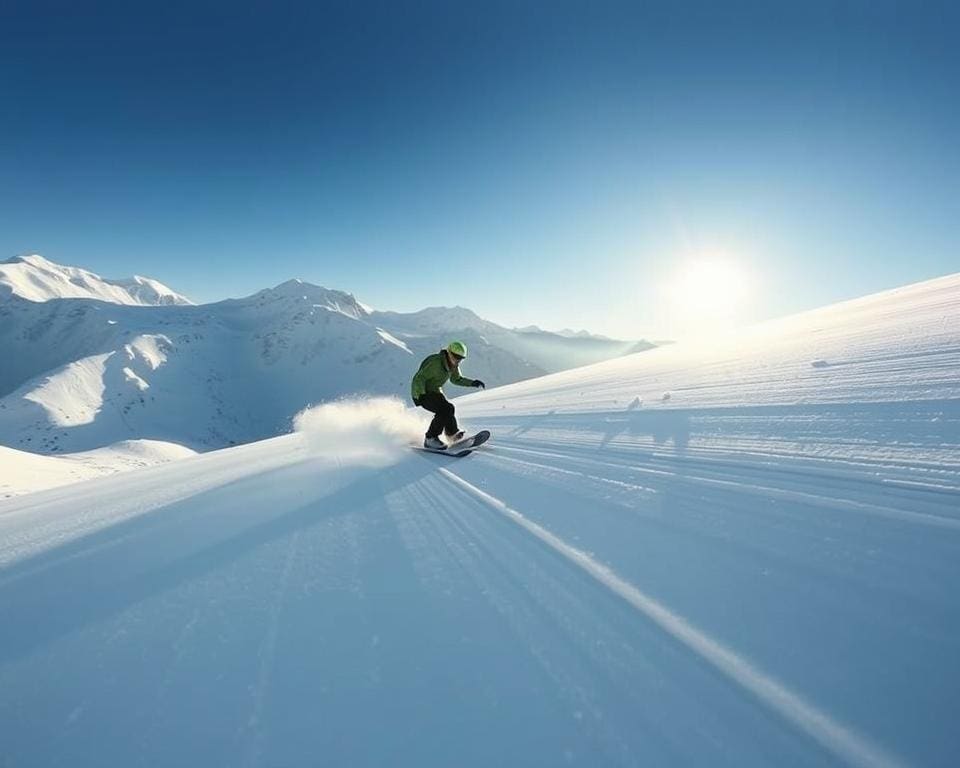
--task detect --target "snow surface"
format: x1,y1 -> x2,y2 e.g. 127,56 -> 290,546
0,440 -> 197,498
0,273 -> 958,766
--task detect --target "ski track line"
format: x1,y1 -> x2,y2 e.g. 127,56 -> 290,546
438,467 -> 906,768
484,425 -> 960,490
243,530 -> 300,768
422,489 -> 640,764
488,431 -> 932,489
486,442 -> 960,531
140,605 -> 204,755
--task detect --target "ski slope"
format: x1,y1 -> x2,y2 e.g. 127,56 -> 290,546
1,273 -> 958,767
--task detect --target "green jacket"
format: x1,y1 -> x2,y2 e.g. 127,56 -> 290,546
411,351 -> 475,402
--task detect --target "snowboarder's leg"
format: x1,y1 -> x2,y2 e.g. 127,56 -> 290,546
441,401 -> 459,438
418,392 -> 458,439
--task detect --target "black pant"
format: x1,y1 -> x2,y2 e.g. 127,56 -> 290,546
417,392 -> 459,439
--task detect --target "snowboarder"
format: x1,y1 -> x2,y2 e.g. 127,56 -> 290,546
412,341 -> 485,449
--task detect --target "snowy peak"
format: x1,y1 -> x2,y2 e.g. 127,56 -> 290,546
415,305 -> 489,329
514,325 -> 618,341
516,325 -> 613,341
558,327 -> 611,340
234,279 -> 369,320
107,275 -> 191,306
0,254 -> 192,306
371,304 -> 490,334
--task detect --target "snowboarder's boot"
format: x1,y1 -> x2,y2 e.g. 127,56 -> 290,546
446,430 -> 465,444
424,436 -> 446,450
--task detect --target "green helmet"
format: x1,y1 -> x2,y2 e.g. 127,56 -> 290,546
447,340 -> 467,359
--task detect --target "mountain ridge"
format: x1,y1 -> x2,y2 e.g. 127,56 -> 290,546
0,253 -> 193,306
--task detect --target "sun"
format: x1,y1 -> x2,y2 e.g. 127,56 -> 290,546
665,257 -> 752,336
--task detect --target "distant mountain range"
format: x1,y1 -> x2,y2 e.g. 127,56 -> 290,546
514,325 -> 613,341
0,254 -> 656,455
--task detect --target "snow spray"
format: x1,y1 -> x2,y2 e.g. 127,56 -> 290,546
293,396 -> 424,465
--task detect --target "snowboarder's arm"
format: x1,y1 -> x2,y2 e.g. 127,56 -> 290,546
450,370 -> 475,387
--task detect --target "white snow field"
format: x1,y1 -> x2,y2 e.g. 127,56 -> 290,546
0,441 -> 197,499
1,273 -> 958,767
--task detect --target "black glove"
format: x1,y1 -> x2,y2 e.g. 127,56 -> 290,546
473,380 -> 485,389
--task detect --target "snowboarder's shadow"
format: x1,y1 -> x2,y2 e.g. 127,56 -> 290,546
598,407 -> 690,455
510,409 -> 556,437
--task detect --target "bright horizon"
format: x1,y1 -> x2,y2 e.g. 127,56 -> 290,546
12,249 -> 956,346
2,2 -> 957,341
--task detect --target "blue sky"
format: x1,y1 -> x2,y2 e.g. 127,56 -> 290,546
1,0 -> 957,339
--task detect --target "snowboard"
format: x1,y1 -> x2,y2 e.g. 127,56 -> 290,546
415,430 -> 491,458
447,430 -> 490,451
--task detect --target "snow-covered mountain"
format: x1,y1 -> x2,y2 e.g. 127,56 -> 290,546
0,254 -> 192,305
1,270 -> 956,766
516,324 -> 614,340
0,255 -> 653,457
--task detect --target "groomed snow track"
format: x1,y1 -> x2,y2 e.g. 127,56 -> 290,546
1,409 -> 957,766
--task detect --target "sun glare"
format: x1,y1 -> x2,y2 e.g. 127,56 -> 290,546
664,257 -> 752,338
